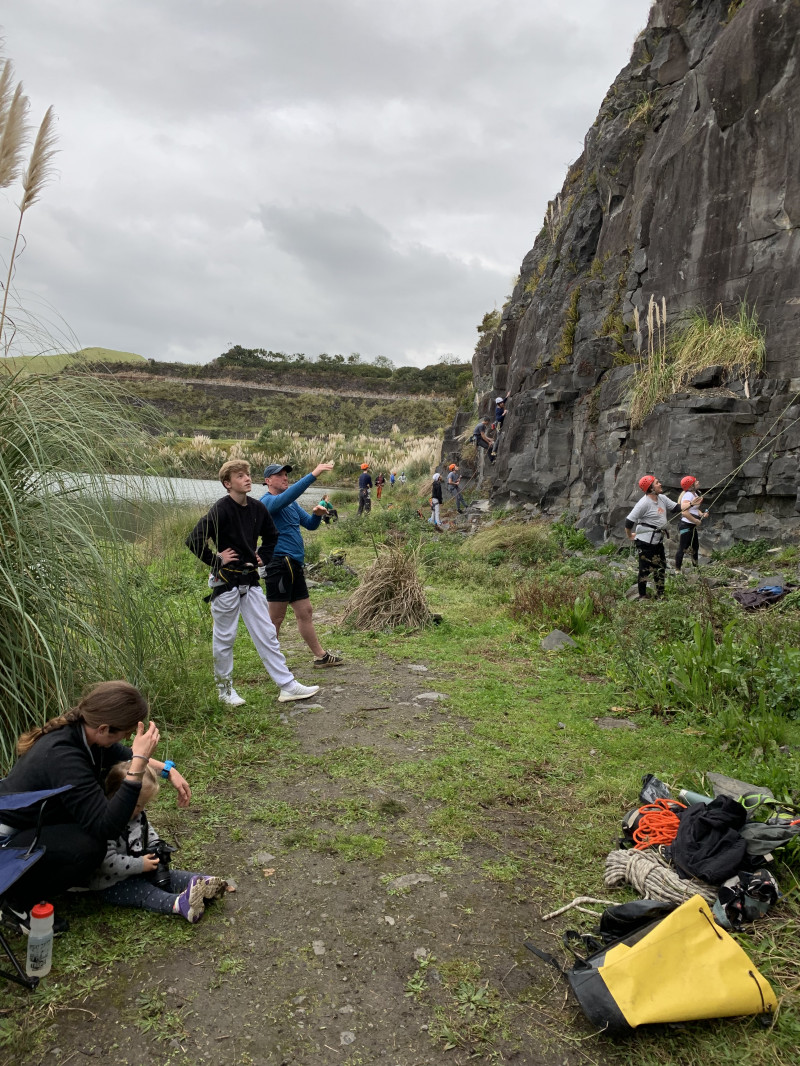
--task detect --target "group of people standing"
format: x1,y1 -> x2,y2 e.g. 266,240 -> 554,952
625,474 -> 709,599
356,464 -> 405,516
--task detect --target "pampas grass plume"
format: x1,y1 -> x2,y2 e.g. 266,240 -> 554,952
21,106 -> 58,212
0,60 -> 16,131
0,81 -> 29,189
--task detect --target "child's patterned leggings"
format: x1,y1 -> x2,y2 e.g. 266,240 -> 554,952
95,870 -> 197,915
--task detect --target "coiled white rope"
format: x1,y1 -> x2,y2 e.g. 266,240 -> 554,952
604,847 -> 717,904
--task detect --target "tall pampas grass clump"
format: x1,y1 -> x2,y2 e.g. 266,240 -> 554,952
0,371 -> 198,770
0,52 -> 197,768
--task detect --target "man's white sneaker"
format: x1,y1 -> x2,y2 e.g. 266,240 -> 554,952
217,681 -> 246,707
278,681 -> 320,703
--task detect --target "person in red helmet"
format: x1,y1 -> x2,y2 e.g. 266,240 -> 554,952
624,475 -> 679,599
357,462 -> 372,516
446,462 -> 464,513
675,476 -> 709,572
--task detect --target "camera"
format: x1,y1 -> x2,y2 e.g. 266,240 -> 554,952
146,838 -> 177,891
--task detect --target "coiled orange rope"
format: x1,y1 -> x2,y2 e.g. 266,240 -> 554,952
633,798 -> 687,850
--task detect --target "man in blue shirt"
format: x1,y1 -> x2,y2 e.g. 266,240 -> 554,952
261,462 -> 344,668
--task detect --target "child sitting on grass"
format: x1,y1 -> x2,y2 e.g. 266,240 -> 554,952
84,762 -> 229,924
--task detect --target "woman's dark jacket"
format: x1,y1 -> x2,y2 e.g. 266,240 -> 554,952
0,722 -> 140,839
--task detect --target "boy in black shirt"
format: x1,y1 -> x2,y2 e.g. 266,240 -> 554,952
186,460 -> 320,705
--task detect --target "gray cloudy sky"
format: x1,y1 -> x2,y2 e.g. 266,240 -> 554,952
1,0 -> 650,367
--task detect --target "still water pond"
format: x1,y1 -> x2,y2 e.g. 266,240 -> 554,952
76,474 -> 355,510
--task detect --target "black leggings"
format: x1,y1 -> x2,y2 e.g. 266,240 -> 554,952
675,523 -> 699,570
636,539 -> 666,598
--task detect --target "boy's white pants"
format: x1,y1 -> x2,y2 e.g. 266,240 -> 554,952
210,585 -> 294,689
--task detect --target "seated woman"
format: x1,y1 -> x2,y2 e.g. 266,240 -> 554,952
0,680 -> 191,931
318,494 -> 338,522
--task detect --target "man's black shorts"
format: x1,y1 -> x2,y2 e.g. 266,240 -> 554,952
264,556 -> 309,603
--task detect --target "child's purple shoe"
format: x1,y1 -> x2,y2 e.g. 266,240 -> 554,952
174,875 -> 207,923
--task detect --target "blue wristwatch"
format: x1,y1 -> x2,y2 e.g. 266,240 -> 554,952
161,760 -> 175,779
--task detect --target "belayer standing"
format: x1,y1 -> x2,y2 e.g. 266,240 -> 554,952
375,472 -> 385,500
675,475 -> 709,573
430,472 -> 443,530
357,462 -> 372,516
624,475 -> 679,600
447,463 -> 465,513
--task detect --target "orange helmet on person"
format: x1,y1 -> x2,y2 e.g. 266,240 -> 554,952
681,475 -> 697,490
360,463 -> 369,470
448,464 -> 456,470
639,475 -> 656,493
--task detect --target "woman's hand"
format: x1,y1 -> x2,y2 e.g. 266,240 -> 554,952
142,853 -> 159,873
131,721 -> 160,760
168,768 -> 192,808
218,548 -> 239,564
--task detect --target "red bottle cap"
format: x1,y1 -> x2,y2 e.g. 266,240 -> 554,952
31,901 -> 54,919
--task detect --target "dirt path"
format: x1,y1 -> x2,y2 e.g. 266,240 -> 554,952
20,637 -> 600,1066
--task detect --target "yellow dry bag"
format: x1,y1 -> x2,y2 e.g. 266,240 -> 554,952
528,895 -> 776,1033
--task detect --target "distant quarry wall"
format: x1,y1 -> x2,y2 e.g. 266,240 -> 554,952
445,0 -> 800,547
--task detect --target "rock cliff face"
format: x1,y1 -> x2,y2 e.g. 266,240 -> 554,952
450,0 -> 800,546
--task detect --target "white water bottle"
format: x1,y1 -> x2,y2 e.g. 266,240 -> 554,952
26,901 -> 54,978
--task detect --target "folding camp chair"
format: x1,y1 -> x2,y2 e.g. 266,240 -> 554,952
0,784 -> 72,989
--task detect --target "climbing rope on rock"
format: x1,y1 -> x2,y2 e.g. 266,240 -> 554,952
604,847 -> 716,904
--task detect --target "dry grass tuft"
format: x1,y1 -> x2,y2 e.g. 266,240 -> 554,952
341,545 -> 432,631
466,521 -> 557,567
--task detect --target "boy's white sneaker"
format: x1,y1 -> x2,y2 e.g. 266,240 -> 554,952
278,681 -> 320,703
217,681 -> 246,707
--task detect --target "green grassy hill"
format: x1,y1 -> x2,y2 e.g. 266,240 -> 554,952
2,347 -> 146,375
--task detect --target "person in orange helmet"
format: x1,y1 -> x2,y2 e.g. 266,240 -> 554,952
446,462 -> 464,513
357,462 -> 373,516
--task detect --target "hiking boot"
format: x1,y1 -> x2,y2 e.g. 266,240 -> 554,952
2,906 -> 70,937
313,651 -> 343,668
199,876 -> 228,901
278,681 -> 320,703
174,875 -> 207,923
216,680 -> 246,707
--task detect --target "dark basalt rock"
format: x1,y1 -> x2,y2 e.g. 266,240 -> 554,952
442,0 -> 800,546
